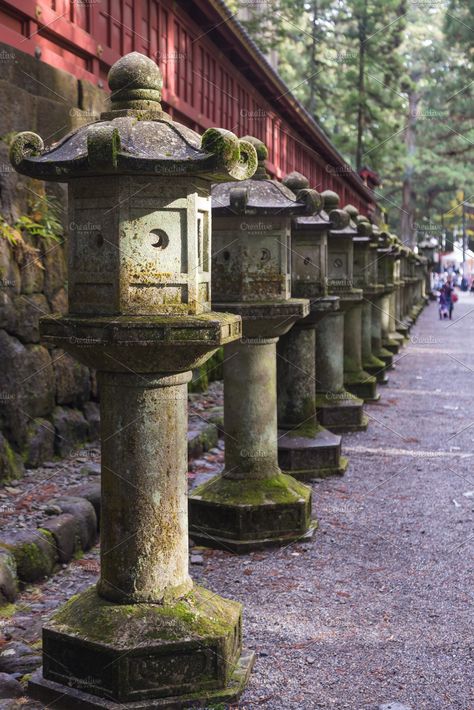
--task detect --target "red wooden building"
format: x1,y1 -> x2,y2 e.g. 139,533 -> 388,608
0,0 -> 376,215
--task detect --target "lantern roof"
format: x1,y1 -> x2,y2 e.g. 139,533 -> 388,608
212,141 -> 320,215
10,52 -> 257,183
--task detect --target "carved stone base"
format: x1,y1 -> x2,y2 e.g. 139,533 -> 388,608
315,393 -> 368,433
344,370 -> 379,402
188,472 -> 315,553
373,346 -> 394,370
28,585 -> 250,708
383,337 -> 401,354
278,428 -> 348,480
29,651 -> 254,709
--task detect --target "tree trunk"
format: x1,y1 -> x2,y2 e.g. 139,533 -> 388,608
400,89 -> 421,249
355,4 -> 367,171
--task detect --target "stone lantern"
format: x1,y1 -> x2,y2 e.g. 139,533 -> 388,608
188,138 -> 316,552
276,172 -> 348,479
337,204 -> 378,402
389,237 -> 407,351
382,236 -> 404,354
314,190 -> 368,432
345,206 -> 387,387
371,226 -> 396,370
11,52 -> 259,707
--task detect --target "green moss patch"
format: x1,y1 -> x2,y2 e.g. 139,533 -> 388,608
191,471 -> 311,506
49,585 -> 241,648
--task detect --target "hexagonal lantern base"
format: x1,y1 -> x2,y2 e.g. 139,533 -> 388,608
189,472 -> 316,553
315,393 -> 369,433
344,370 -> 379,402
29,586 -> 253,709
278,428 -> 349,480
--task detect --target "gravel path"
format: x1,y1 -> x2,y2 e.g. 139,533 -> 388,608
1,295 -> 473,709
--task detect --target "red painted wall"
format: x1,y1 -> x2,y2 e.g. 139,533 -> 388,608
0,0 -> 374,214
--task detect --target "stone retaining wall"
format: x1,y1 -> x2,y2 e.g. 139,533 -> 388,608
0,43 -> 107,484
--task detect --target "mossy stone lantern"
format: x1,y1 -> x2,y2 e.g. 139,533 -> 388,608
347,206 -> 387,388
276,172 -> 348,480
371,226 -> 396,370
335,203 -> 378,403
313,190 -> 368,433
189,138 -> 316,552
11,52 -> 258,708
388,236 -> 406,352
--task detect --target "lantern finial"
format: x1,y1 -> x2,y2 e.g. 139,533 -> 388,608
108,51 -> 163,111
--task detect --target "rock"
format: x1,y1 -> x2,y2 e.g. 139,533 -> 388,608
41,513 -> 78,563
0,433 -> 23,486
83,401 -> 100,441
52,406 -> 89,457
23,417 -> 54,469
11,293 -> 50,343
19,235 -> 44,295
0,292 -> 16,332
190,554 -> 204,565
72,484 -> 101,524
41,239 -> 66,301
23,345 -> 55,417
0,552 -> 17,604
44,504 -> 62,515
0,673 -> 22,699
49,286 -> 67,315
52,349 -> 91,406
0,530 -> 57,583
79,462 -> 100,477
379,704 -> 413,710
0,236 -> 20,296
48,496 -> 97,550
187,418 -> 219,459
0,642 -> 41,675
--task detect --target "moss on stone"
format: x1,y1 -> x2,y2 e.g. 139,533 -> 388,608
191,471 -> 311,506
0,602 -> 16,618
48,585 -> 241,648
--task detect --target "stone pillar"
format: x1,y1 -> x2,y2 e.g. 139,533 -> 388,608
14,51 -> 259,708
98,371 -> 191,604
189,139 -> 316,552
277,320 -> 348,478
275,172 -> 348,479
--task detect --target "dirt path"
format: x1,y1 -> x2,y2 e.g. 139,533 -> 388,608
194,294 -> 474,709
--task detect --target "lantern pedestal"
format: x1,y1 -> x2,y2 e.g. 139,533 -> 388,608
314,309 -> 368,433
277,309 -> 348,479
341,296 -> 379,402
33,313 -> 254,707
189,302 -> 317,552
29,587 -> 253,709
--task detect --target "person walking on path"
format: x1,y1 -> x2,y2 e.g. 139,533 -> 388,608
440,279 -> 456,319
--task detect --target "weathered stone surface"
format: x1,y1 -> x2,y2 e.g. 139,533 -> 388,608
52,349 -> 91,406
49,286 -> 67,314
0,551 -> 17,604
23,345 -> 55,418
0,530 -> 57,583
51,406 -> 88,457
0,292 -> 16,332
23,417 -> 54,468
0,642 -> 41,676
0,433 -> 23,485
83,401 -> 100,440
36,585 -> 245,704
0,240 -> 21,296
79,461 -> 100,477
41,514 -> 79,563
41,242 -> 66,301
11,293 -> 50,343
48,496 -> 97,550
19,235 -> 44,295
379,704 -> 412,710
0,673 -> 23,699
